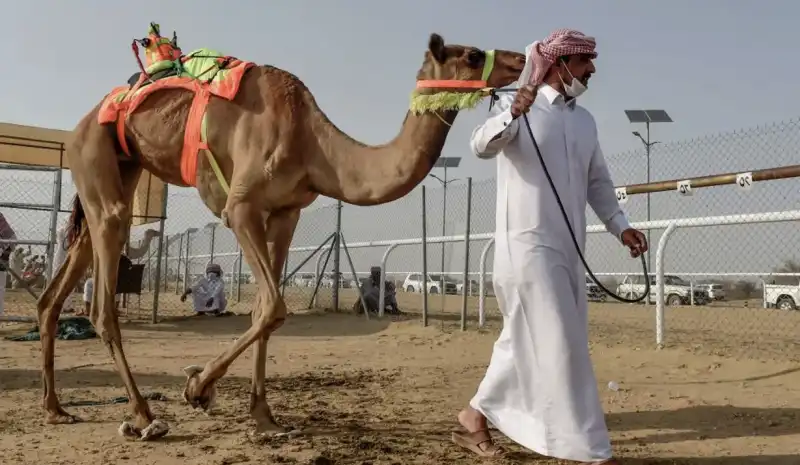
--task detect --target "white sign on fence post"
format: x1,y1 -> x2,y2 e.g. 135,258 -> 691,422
677,179 -> 693,196
615,187 -> 629,204
736,172 -> 754,191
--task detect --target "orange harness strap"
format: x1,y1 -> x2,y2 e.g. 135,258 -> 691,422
115,102 -> 132,156
181,85 -> 211,185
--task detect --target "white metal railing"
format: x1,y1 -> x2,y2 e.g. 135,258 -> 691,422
148,210 -> 800,346
651,211 -> 800,347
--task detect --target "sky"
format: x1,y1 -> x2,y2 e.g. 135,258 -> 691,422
0,0 -> 799,282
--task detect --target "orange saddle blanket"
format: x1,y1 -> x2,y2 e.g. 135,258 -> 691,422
98,48 -> 255,186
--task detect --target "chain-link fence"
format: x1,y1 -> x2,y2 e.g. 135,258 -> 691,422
1,117 -> 798,360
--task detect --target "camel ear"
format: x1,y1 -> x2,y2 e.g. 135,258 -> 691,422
428,33 -> 447,64
182,365 -> 203,377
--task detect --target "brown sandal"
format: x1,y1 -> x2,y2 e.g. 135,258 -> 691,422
451,429 -> 506,457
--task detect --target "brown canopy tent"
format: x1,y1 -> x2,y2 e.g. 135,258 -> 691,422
0,121 -> 166,226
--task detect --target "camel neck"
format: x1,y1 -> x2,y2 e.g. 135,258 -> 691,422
304,93 -> 455,205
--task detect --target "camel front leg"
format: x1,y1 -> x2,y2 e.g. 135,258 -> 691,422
250,209 -> 300,435
183,202 -> 289,413
38,227 -> 93,424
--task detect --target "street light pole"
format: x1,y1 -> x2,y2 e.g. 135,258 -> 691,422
633,127 -> 660,273
441,163 -> 447,311
625,109 -> 673,274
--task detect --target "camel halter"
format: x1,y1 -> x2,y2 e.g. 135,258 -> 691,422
415,49 -> 495,91
409,50 -> 496,125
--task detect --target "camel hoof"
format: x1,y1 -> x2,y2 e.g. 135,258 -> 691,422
182,365 -> 218,412
140,419 -> 170,441
118,421 -> 140,439
118,419 -> 170,441
45,412 -> 82,425
247,428 -> 302,443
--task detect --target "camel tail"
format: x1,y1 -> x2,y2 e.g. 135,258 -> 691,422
65,194 -> 86,249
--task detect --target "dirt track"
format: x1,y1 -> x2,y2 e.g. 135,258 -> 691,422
1,287 -> 799,464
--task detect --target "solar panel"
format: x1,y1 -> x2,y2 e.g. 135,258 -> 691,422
624,110 -> 649,123
434,157 -> 462,168
625,109 -> 673,123
644,109 -> 673,123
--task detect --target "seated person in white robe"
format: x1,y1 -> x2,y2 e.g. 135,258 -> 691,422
180,263 -> 227,315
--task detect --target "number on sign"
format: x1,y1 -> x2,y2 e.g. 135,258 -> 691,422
677,180 -> 693,196
615,187 -> 629,204
736,172 -> 753,191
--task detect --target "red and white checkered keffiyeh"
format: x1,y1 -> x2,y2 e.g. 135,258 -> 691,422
519,28 -> 597,87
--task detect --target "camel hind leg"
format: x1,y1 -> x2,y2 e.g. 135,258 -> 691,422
38,226 -> 93,424
68,117 -> 168,440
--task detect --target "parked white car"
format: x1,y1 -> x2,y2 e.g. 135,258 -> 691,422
292,273 -> 315,287
699,283 -> 726,301
402,273 -> 457,294
456,279 -> 480,296
320,272 -> 352,289
615,274 -> 710,306
763,280 -> 798,310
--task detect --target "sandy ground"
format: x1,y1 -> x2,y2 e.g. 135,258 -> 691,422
1,287 -> 799,464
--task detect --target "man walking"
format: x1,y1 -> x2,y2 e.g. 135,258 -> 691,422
452,29 -> 647,464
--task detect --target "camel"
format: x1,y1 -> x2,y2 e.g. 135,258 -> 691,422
35,31 -> 525,441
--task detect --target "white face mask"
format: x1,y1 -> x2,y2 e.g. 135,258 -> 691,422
207,272 -> 218,281
558,62 -> 587,98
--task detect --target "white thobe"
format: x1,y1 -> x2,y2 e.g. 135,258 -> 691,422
468,85 -> 631,462
190,276 -> 226,313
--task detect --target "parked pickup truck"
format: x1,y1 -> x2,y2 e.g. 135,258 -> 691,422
763,281 -> 799,310
615,274 -> 710,306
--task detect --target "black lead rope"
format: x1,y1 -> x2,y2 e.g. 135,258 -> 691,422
490,89 -> 649,303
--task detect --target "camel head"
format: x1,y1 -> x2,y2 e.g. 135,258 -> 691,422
410,33 -> 525,115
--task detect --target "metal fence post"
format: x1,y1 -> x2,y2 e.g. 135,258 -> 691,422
209,223 -> 216,263
163,236 -> 169,292
422,186 -> 428,327
151,185 -> 169,323
174,233 -> 183,294
333,200 -> 342,311
183,230 -> 193,291
236,247 -> 243,302
460,177 -> 472,331
45,167 -> 62,284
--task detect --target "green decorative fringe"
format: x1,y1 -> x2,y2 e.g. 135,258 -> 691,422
409,90 -> 487,115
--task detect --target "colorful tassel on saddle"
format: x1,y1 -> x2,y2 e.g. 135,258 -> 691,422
143,21 -> 182,68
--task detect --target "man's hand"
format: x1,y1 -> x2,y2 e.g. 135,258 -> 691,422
621,229 -> 648,258
510,84 -> 537,119
206,298 -> 214,308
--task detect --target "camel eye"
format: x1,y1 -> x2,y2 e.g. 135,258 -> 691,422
467,49 -> 485,68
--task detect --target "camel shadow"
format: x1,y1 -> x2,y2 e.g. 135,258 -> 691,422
242,418 -> 800,464
119,311 -> 392,338
636,366 -> 800,386
0,368 -> 244,391
607,405 -> 800,445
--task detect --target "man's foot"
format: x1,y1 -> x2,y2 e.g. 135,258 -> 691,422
451,430 -> 506,457
452,408 -> 505,457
